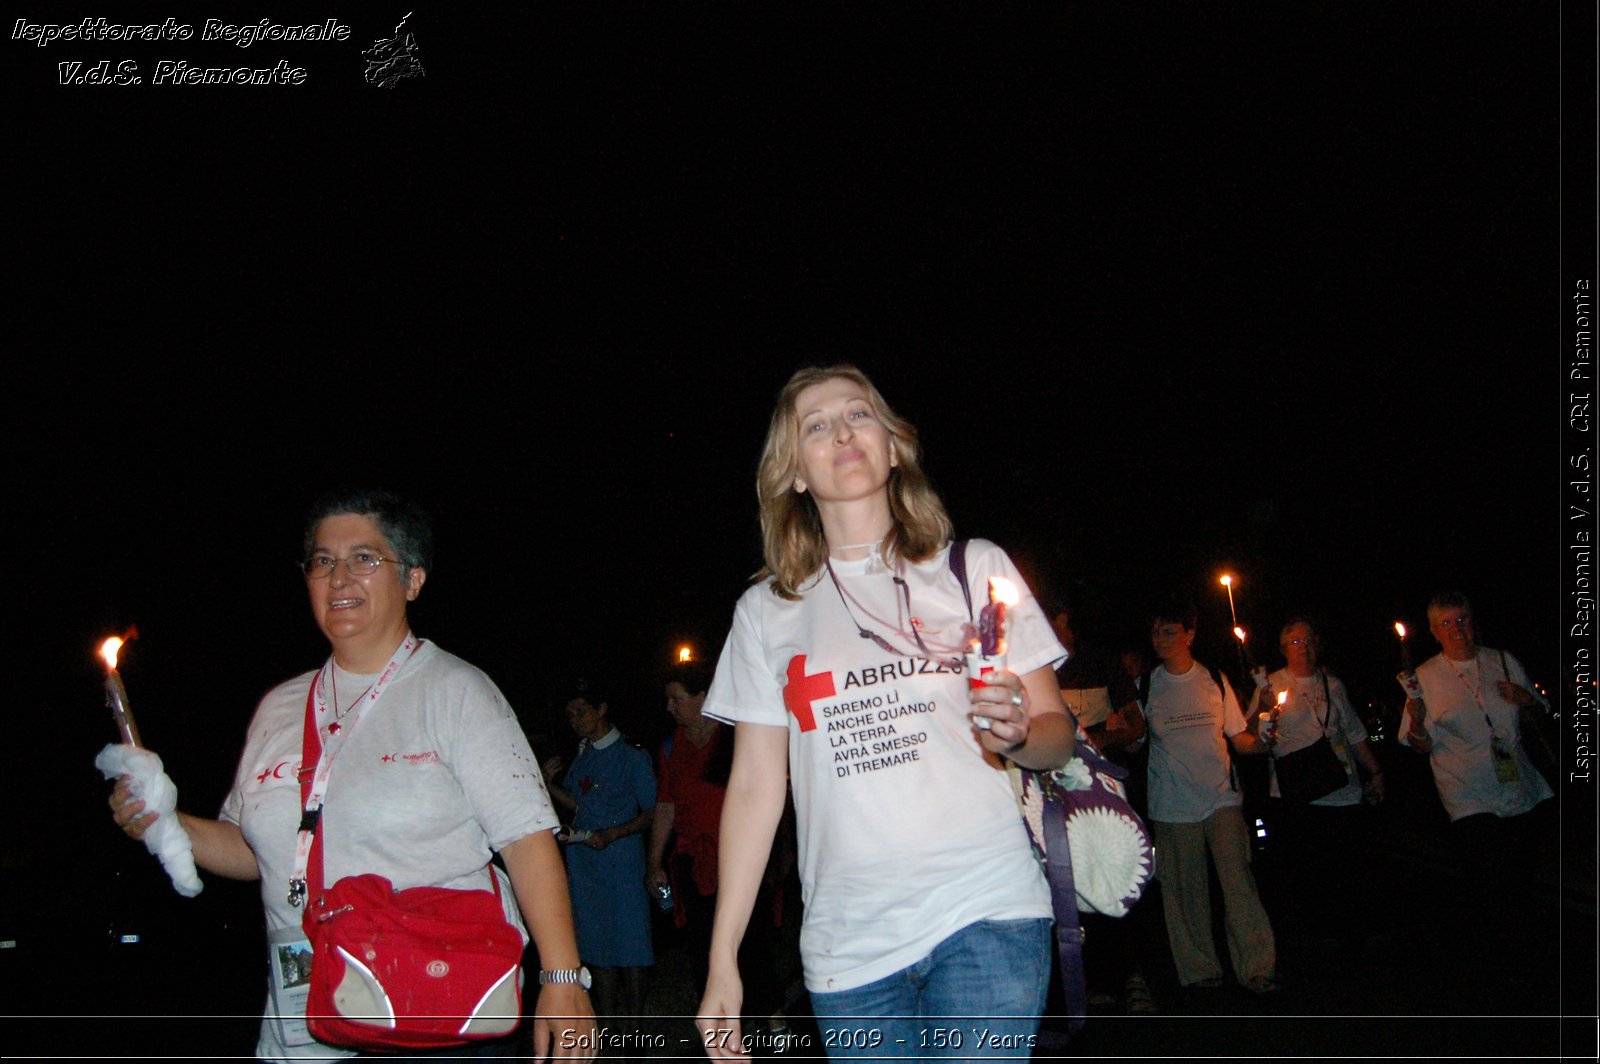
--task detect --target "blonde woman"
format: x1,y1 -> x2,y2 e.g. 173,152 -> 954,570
695,366 -> 1073,1061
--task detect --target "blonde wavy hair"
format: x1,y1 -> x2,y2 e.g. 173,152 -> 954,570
755,364 -> 953,599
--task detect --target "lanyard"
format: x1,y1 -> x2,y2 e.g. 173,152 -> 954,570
288,633 -> 422,907
1287,670 -> 1332,735
824,557 -> 962,666
1447,652 -> 1501,738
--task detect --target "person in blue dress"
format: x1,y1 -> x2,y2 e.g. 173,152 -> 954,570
543,682 -> 657,1024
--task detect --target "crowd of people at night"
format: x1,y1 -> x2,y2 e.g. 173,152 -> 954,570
104,364 -> 1561,1062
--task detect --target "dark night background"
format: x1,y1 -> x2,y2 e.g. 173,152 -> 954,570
6,1 -> 1594,1057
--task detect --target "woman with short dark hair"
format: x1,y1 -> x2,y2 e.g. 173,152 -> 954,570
111,489 -> 596,1061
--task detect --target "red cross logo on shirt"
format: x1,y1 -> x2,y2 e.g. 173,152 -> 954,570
256,761 -> 294,784
783,654 -> 835,733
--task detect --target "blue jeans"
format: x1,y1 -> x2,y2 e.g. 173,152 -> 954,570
808,918 -> 1051,1062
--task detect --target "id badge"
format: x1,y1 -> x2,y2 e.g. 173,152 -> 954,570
1490,738 -> 1520,784
267,924 -> 317,1048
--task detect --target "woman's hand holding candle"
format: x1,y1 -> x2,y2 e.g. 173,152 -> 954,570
1256,690 -> 1287,747
109,774 -> 157,840
1396,671 -> 1424,716
96,744 -> 204,897
968,668 -> 1031,753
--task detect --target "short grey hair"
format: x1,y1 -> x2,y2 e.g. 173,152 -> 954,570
303,488 -> 433,575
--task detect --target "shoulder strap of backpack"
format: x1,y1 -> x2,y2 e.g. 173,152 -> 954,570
947,539 -> 974,620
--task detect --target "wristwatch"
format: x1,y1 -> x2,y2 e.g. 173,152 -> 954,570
539,966 -> 593,989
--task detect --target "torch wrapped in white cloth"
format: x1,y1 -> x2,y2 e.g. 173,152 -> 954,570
96,744 -> 203,898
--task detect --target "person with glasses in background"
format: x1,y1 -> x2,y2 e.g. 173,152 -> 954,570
694,365 -> 1074,1061
1397,592 -> 1553,928
1247,617 -> 1385,964
109,489 -> 596,1062
1140,601 -> 1278,995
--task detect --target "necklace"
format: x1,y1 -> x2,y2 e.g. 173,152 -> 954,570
329,667 -> 375,720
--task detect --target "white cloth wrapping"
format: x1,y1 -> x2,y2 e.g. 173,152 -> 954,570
96,743 -> 203,897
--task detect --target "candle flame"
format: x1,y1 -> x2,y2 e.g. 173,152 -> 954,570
1233,626 -> 1247,643
1219,574 -> 1234,588
677,645 -> 693,664
99,637 -> 123,670
97,627 -> 138,670
1394,622 -> 1407,639
989,577 -> 1020,607
1276,690 -> 1288,706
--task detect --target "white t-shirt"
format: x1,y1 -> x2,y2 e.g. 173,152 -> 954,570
1251,668 -> 1367,807
704,540 -> 1065,994
1142,661 -> 1246,823
219,642 -> 558,1062
1399,648 -> 1552,821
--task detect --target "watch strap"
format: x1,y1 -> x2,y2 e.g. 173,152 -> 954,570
539,967 -> 588,986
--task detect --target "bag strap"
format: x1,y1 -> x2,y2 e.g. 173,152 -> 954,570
299,683 -> 326,905
1318,670 -> 1332,733
297,676 -> 501,916
948,538 -> 974,620
948,538 -> 1086,1036
1216,665 -> 1240,793
1142,662 -> 1238,792
1042,787 -> 1088,1037
1137,662 -> 1223,702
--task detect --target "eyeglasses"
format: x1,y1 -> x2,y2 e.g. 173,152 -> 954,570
1287,638 -> 1313,647
301,552 -> 405,579
1436,615 -> 1473,629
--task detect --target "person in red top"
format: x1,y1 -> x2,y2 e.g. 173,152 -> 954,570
651,660 -> 800,1043
648,658 -> 732,950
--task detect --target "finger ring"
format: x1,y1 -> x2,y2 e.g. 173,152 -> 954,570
1010,693 -> 1024,707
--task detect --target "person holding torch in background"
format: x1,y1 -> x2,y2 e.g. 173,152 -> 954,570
1397,591 -> 1552,922
108,489 -> 595,1062
1249,617 -> 1385,960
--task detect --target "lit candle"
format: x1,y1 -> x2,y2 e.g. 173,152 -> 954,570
98,632 -> 143,747
1394,621 -> 1414,674
1233,625 -> 1257,670
1219,574 -> 1239,629
967,577 -> 1020,730
677,645 -> 693,665
979,576 -> 1019,658
1259,689 -> 1287,742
